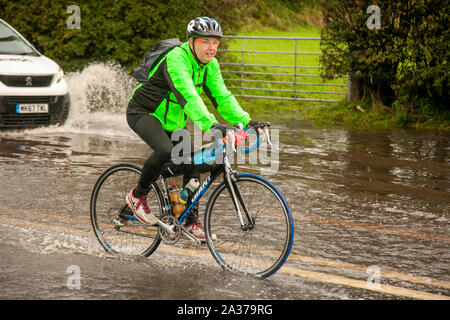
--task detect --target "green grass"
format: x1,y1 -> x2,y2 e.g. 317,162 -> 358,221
220,26 -> 347,103
216,26 -> 448,130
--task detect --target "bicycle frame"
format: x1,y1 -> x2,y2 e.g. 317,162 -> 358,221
159,145 -> 254,231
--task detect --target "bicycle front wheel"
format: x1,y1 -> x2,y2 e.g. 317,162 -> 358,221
90,163 -> 162,257
205,174 -> 294,278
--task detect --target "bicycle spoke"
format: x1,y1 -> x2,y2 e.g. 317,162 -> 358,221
205,175 -> 293,278
90,164 -> 162,257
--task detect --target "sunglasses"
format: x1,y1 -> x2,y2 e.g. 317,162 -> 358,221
195,38 -> 220,48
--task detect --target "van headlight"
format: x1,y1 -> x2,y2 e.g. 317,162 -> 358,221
56,67 -> 64,83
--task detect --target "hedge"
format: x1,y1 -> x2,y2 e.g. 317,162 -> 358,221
0,0 -> 251,72
320,0 -> 449,117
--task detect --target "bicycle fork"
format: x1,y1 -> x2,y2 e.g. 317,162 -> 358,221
224,161 -> 254,231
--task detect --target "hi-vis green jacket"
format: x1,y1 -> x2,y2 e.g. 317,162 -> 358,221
128,41 -> 251,132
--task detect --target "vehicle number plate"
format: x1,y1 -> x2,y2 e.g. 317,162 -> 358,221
16,104 -> 49,114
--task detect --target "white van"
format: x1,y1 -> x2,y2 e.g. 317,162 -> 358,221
0,18 -> 70,128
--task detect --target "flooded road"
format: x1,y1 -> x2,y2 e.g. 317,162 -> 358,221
0,64 -> 449,300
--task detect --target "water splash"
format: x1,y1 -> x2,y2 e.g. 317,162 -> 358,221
66,61 -> 137,115
2,62 -> 139,138
64,61 -> 137,133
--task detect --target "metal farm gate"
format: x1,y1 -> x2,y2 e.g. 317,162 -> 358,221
219,36 -> 348,103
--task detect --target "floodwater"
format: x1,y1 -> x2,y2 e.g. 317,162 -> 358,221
0,63 -> 449,300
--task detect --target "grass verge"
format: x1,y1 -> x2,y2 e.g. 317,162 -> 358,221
220,26 -> 448,131
236,98 -> 450,130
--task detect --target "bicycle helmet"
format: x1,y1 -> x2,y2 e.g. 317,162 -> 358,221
186,17 -> 223,40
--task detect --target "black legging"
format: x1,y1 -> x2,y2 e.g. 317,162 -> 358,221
127,106 -> 217,197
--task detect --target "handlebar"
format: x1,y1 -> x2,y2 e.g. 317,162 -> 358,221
240,122 -> 271,154
193,122 -> 271,165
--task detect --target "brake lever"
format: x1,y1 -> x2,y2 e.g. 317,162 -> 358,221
264,127 -> 272,146
223,130 -> 237,153
231,141 -> 237,153
231,130 -> 239,152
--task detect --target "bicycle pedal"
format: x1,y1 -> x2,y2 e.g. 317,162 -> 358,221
180,226 -> 202,245
112,217 -> 125,227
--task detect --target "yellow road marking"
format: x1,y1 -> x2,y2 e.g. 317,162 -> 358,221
287,254 -> 450,290
159,245 -> 450,300
298,212 -> 450,242
0,205 -> 449,299
212,243 -> 450,290
0,215 -> 88,238
280,267 -> 450,300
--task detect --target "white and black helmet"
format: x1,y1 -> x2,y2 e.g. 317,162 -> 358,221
186,17 -> 223,39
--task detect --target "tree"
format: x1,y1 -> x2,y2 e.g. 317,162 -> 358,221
0,0 -> 251,72
320,0 -> 449,115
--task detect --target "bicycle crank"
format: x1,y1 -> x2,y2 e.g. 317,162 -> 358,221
157,215 -> 181,244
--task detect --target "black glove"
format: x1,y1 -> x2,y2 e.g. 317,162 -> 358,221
246,120 -> 267,129
211,123 -> 228,138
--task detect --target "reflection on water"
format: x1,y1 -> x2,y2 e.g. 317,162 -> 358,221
274,122 -> 449,283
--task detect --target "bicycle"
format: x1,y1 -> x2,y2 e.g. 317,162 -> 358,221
90,123 -> 294,279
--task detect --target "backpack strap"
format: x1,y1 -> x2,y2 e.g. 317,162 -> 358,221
163,92 -> 178,124
163,92 -> 187,125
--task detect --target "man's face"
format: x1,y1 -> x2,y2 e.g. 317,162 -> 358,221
189,37 -> 220,64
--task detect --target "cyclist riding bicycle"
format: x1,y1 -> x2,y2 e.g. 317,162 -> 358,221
126,17 -> 264,241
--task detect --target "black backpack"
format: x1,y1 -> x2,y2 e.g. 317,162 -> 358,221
134,38 -> 182,84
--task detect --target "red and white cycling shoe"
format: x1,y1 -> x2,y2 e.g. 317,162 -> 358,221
183,219 -> 206,242
126,188 -> 158,225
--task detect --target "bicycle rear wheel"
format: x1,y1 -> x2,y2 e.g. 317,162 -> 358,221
90,163 -> 162,257
205,174 -> 294,278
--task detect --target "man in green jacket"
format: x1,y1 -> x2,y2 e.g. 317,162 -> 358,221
126,17 -> 263,241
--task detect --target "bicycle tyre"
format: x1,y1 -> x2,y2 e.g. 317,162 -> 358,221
90,163 -> 163,257
204,174 -> 294,279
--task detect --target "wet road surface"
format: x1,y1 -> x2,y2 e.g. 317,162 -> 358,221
0,116 -> 449,300
0,63 -> 449,300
